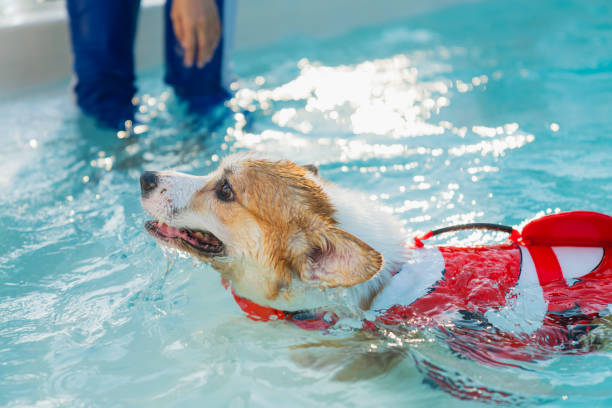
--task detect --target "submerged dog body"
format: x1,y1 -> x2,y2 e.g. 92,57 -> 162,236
141,153 -> 612,342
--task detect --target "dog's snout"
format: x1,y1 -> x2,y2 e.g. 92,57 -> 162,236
140,171 -> 159,195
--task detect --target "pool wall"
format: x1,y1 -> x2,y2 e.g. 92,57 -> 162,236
0,0 -> 479,96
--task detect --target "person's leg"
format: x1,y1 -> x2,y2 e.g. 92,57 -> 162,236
164,0 -> 233,113
67,0 -> 140,129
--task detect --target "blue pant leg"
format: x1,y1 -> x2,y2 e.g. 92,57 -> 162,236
164,0 -> 230,113
67,0 -> 140,129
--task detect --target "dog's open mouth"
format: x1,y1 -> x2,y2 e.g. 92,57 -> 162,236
145,220 -> 225,255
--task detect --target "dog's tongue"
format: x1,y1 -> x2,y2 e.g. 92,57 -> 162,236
157,222 -> 221,247
158,223 -> 183,238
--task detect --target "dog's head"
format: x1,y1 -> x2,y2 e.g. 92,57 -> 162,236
141,153 -> 383,310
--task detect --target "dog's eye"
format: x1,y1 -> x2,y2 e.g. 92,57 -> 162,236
216,180 -> 234,202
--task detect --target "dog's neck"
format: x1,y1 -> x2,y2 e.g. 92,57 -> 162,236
229,178 -> 409,316
314,180 -> 409,312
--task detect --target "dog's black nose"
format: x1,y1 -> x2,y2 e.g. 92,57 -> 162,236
140,171 -> 158,195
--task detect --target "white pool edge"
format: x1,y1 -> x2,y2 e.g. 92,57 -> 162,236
0,0 -> 164,96
0,0 -> 481,96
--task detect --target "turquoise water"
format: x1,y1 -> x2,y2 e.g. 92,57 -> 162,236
2,0 -> 612,406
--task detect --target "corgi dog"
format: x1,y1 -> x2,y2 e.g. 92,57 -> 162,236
140,152 -> 612,351
140,152 -> 406,314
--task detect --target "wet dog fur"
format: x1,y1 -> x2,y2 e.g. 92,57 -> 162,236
141,152 -> 407,318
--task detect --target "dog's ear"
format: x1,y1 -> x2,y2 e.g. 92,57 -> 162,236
302,226 -> 383,287
302,164 -> 319,176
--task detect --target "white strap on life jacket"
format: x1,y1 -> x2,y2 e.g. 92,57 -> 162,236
486,246 -> 605,333
371,247 -> 445,311
485,246 -> 547,334
552,247 -> 604,285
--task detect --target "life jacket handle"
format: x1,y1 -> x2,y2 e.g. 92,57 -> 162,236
413,223 -> 521,248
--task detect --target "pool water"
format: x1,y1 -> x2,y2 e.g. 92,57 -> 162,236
2,0 -> 612,406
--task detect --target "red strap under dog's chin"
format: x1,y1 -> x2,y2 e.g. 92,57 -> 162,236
222,278 -> 287,321
222,279 -> 338,330
231,290 -> 288,321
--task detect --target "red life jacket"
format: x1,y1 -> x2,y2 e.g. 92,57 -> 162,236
226,211 -> 612,348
